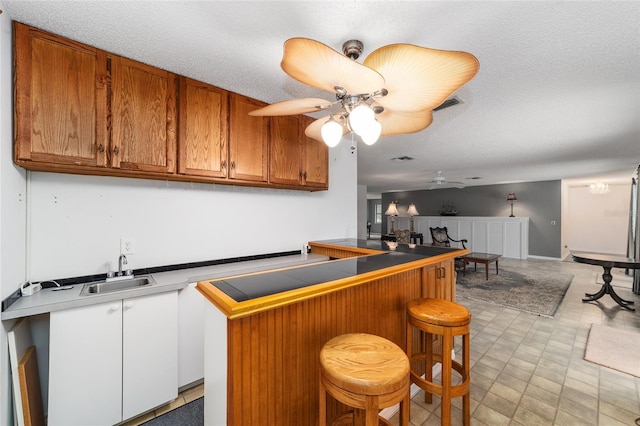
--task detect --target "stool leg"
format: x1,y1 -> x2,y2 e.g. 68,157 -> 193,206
400,389 -> 410,426
319,374 -> 327,426
365,396 -> 379,426
354,408 -> 366,426
463,332 -> 471,426
441,330 -> 453,426
424,331 -> 433,404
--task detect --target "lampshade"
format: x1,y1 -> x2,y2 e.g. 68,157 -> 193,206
359,119 -> 382,145
320,117 -> 343,147
507,193 -> 517,201
385,202 -> 399,216
407,203 -> 419,216
349,104 -> 375,136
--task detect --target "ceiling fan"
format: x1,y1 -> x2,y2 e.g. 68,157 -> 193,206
428,171 -> 465,189
249,38 -> 479,147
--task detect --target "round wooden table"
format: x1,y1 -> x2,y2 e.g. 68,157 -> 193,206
572,252 -> 640,311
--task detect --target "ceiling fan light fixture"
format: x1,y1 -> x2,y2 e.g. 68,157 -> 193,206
320,116 -> 343,147
349,104 -> 375,136
360,119 -> 382,145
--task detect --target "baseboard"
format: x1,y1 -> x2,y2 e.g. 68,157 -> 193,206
527,255 -> 562,261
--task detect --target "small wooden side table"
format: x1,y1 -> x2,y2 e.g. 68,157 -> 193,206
462,252 -> 501,280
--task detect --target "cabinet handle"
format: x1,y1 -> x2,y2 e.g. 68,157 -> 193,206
113,146 -> 119,155
303,171 -> 308,179
437,267 -> 445,279
98,144 -> 105,153
231,161 -> 236,169
221,160 -> 227,169
124,302 -> 134,310
109,304 -> 120,312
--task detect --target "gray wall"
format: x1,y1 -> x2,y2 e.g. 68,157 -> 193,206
379,180 -> 562,258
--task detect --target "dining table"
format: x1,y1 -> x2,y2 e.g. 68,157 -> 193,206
571,252 -> 640,311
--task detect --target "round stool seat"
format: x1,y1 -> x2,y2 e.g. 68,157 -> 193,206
320,333 -> 409,396
319,333 -> 411,426
407,298 -> 470,327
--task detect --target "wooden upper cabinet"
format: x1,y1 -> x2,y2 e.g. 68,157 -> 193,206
269,115 -> 302,186
110,56 -> 176,174
177,77 -> 229,178
270,115 -> 329,189
14,22 -> 108,168
228,94 -> 268,182
13,23 -> 328,191
301,115 -> 329,189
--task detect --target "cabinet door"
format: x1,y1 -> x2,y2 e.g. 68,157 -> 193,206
122,292 -> 178,421
178,283 -> 205,387
301,116 -> 329,189
228,93 -> 269,182
49,302 -> 122,426
178,77 -> 229,178
269,115 -> 303,186
14,22 -> 108,168
111,56 -> 177,173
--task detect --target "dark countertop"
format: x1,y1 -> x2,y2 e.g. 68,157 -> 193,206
209,239 -> 459,302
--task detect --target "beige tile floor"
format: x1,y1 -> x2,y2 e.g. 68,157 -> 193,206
122,258 -> 640,426
390,258 -> 640,426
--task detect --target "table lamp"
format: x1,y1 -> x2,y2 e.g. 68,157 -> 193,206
407,203 -> 419,232
507,193 -> 517,217
385,202 -> 399,233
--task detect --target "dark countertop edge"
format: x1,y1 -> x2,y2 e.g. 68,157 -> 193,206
1,249 -> 301,315
198,240 -> 467,319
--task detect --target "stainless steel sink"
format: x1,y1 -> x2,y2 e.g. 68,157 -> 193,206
80,276 -> 155,296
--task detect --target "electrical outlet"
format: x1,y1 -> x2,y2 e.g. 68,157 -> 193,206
120,237 -> 135,255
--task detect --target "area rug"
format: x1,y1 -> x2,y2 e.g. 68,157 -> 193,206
142,397 -> 203,426
456,261 -> 573,317
585,324 -> 640,377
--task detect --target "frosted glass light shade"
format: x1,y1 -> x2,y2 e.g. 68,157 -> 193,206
360,119 -> 382,145
321,117 -> 343,147
349,104 -> 375,136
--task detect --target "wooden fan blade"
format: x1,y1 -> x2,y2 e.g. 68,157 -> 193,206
248,98 -> 333,116
364,44 -> 479,112
375,107 -> 434,136
304,115 -> 348,143
281,38 -> 385,95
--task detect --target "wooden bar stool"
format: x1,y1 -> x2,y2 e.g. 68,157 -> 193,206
406,298 -> 471,426
319,333 -> 410,426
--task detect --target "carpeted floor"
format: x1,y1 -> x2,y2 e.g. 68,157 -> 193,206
585,324 -> 640,377
141,397 -> 203,426
456,258 -> 573,317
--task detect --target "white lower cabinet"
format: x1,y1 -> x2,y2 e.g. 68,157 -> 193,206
178,282 -> 205,388
48,292 -> 178,425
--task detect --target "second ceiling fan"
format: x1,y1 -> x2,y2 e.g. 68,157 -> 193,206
249,38 -> 479,147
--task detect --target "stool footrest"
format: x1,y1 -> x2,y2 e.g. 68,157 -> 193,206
331,411 -> 393,426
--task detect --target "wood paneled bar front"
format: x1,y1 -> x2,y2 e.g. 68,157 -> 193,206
196,239 -> 467,425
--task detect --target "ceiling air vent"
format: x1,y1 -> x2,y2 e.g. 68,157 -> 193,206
390,156 -> 414,162
433,97 -> 461,111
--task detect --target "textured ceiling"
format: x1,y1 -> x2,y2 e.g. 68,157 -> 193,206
2,1 -> 639,197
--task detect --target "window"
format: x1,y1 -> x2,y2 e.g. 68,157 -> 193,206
374,203 -> 382,224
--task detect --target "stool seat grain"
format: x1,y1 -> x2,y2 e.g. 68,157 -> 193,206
319,333 -> 410,426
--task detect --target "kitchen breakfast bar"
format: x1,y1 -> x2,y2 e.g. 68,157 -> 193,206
195,239 -> 468,425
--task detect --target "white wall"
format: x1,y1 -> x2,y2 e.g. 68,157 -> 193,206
564,182 -> 631,256
0,15 -> 358,423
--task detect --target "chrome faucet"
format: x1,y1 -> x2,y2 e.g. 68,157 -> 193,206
118,254 -> 128,276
